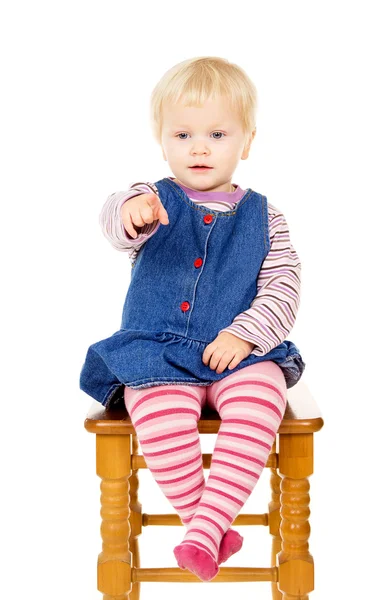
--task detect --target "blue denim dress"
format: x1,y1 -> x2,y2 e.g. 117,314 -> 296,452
79,177 -> 305,408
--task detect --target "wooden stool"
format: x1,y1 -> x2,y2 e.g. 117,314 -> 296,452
84,379 -> 324,599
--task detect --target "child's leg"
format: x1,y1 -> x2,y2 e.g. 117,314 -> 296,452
124,383 -> 208,527
174,361 -> 287,581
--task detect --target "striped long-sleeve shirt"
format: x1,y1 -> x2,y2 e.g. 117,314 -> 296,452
99,178 -> 301,357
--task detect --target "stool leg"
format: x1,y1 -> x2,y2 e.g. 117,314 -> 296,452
268,439 -> 282,600
128,434 -> 142,600
277,432 -> 314,600
96,433 -> 132,600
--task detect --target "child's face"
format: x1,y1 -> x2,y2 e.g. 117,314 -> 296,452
160,95 -> 255,193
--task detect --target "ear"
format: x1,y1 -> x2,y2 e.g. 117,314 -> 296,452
161,146 -> 167,162
241,129 -> 257,160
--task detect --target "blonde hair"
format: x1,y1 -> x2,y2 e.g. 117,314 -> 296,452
150,56 -> 258,149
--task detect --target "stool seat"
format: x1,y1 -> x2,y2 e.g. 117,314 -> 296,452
84,378 -> 324,598
85,379 -> 324,435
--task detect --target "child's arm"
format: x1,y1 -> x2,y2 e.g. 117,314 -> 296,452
218,205 -> 301,355
99,182 -> 162,261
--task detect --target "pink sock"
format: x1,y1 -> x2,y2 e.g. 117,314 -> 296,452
217,528 -> 244,563
184,519 -> 243,564
174,526 -> 243,579
173,543 -> 219,581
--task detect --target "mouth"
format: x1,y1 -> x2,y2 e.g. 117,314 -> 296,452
189,165 -> 213,170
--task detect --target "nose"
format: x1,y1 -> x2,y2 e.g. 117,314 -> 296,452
191,143 -> 210,156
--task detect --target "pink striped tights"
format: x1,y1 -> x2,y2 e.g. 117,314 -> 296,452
124,361 -> 287,581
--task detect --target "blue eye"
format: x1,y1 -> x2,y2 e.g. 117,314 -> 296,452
176,132 -> 226,140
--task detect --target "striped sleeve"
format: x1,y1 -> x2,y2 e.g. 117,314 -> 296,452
218,205 -> 302,355
99,181 -> 161,261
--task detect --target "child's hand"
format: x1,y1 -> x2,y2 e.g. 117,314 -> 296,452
121,192 -> 169,238
202,332 -> 256,374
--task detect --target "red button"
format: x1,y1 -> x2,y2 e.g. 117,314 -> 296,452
194,258 -> 203,268
180,301 -> 190,312
203,214 -> 213,224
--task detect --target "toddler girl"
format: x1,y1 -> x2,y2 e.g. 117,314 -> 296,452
79,56 -> 305,581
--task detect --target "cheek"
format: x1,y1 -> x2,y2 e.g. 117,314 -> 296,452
167,143 -> 187,162
219,144 -> 237,160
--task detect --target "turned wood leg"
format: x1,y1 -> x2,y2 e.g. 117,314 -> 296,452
127,434 -> 142,600
277,433 -> 314,600
96,433 -> 132,600
268,439 -> 282,600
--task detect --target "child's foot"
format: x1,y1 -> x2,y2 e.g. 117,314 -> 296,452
173,543 -> 219,581
218,528 -> 244,564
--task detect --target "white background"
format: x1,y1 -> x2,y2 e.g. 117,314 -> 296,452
1,1 -> 381,598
